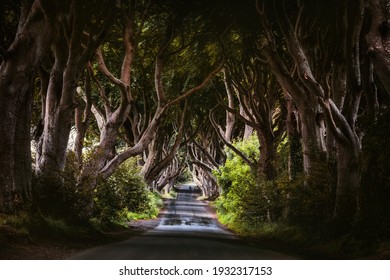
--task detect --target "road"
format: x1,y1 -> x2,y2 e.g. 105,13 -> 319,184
71,184 -> 298,259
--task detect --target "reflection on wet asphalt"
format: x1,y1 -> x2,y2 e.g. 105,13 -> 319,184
148,186 -> 234,238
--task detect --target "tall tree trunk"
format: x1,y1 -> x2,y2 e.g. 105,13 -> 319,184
256,129 -> 278,181
35,0 -> 86,181
366,0 -> 390,95
285,93 -> 303,180
35,56 -> 72,180
78,123 -> 120,187
334,140 -> 361,230
0,77 -> 34,213
222,68 -> 236,142
74,69 -> 93,167
0,1 -> 56,213
331,0 -> 364,228
35,0 -> 117,190
14,82 -> 34,205
300,107 -> 326,178
261,46 -> 326,181
239,103 -> 254,139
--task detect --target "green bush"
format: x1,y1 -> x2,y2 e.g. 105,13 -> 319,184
32,151 -> 85,222
176,168 -> 192,183
214,134 -> 259,194
214,132 -> 336,236
214,135 -> 285,233
93,157 -> 162,227
33,152 -> 162,227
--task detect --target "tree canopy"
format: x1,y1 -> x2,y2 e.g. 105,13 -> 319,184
0,0 -> 389,239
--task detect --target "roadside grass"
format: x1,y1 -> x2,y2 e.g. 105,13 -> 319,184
1,191 -> 164,243
0,211 -> 102,246
215,211 -> 389,259
91,191 -> 164,230
0,212 -> 30,235
31,215 -> 100,241
160,190 -> 177,199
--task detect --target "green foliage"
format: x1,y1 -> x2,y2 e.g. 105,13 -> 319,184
0,211 -> 97,244
176,168 -> 192,183
93,157 -> 162,227
33,152 -> 162,228
214,133 -> 333,237
213,136 -> 256,230
213,134 -> 259,194
214,135 -> 285,233
32,151 -> 84,221
0,212 -> 29,235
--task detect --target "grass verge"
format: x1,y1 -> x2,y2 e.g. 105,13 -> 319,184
215,211 -> 390,259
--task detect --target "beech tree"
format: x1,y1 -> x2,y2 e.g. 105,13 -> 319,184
366,0 -> 390,95
74,0 -> 223,207
0,0 -> 60,213
34,0 -> 117,182
256,0 -> 367,229
188,121 -> 223,198
1,0 -> 388,242
257,5 -> 327,181
141,102 -> 188,188
215,64 -> 285,181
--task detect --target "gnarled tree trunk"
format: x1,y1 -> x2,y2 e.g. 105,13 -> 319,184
366,0 -> 390,95
334,141 -> 361,229
0,1 -> 56,213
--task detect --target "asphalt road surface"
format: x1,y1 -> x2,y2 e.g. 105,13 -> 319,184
71,184 -> 298,259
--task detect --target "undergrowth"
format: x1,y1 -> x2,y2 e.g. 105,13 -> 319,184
0,211 -> 97,243
213,134 -> 389,259
215,210 -> 386,259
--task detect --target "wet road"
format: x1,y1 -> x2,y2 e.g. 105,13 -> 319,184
71,184 -> 297,259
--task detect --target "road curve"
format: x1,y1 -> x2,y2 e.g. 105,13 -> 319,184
71,184 -> 298,260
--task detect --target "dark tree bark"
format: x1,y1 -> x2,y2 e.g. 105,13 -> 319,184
14,81 -> 34,206
222,68 -> 236,142
0,0 -> 57,213
285,92 -> 303,180
154,156 -> 186,193
74,67 -> 93,167
35,0 -> 117,182
366,0 -> 390,95
220,59 -> 285,181
258,0 -> 365,229
77,11 -> 223,194
260,45 -> 326,179
143,102 -> 188,186
184,118 -> 223,198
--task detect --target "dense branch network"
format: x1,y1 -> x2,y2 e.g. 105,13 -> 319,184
0,0 -> 389,234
